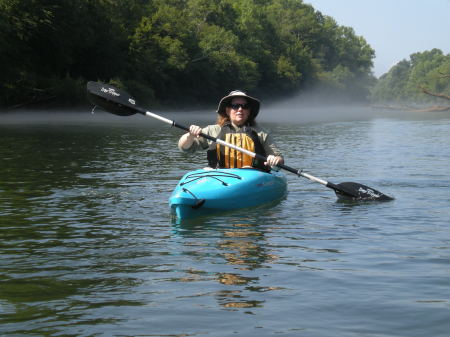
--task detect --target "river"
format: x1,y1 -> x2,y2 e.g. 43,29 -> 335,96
1,108 -> 449,336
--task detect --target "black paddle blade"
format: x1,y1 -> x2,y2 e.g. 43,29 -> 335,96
86,81 -> 140,116
334,182 -> 394,201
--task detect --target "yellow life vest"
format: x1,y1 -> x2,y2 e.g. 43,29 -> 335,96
207,124 -> 267,170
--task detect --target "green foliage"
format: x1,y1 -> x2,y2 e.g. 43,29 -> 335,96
1,0 -> 376,109
371,49 -> 450,104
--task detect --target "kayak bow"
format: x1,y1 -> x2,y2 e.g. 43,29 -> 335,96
169,168 -> 287,219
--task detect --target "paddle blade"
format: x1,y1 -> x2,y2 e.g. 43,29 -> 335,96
86,81 -> 140,116
335,182 -> 394,201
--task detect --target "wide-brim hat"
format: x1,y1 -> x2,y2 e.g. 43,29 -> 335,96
216,90 -> 260,118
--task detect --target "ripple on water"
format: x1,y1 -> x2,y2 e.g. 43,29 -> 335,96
1,116 -> 450,336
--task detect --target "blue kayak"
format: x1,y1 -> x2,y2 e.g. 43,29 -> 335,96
169,168 -> 287,219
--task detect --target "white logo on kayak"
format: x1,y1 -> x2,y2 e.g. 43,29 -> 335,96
101,87 -> 120,97
358,187 -> 381,198
128,98 -> 136,105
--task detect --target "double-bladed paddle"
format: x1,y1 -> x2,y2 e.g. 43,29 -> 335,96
86,81 -> 394,201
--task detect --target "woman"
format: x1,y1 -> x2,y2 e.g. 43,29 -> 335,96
178,90 -> 284,170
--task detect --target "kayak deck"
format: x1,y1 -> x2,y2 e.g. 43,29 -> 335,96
169,168 -> 287,219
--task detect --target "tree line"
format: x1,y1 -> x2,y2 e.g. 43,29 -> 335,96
371,48 -> 450,110
1,0 -> 377,110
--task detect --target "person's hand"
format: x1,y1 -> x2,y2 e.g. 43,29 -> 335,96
188,125 -> 202,139
265,155 -> 284,167
179,125 -> 202,150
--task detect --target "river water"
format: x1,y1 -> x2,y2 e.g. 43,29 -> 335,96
1,108 -> 449,336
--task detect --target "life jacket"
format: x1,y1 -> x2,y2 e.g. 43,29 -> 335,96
207,124 -> 267,170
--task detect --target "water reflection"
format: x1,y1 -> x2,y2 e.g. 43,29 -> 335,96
218,223 -> 275,271
216,224 -> 286,310
173,218 -> 282,311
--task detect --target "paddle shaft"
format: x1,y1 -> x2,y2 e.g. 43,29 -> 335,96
86,81 -> 393,201
141,110 -> 334,189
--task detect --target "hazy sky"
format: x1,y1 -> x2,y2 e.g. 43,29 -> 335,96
306,0 -> 450,77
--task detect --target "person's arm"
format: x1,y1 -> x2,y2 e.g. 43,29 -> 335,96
178,125 -> 203,150
259,129 -> 284,166
178,125 -> 219,153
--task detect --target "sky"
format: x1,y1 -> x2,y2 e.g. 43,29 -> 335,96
305,0 -> 450,77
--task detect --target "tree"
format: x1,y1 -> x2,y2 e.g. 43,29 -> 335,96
1,0 -> 377,109
0,0 -> 131,107
371,49 -> 450,111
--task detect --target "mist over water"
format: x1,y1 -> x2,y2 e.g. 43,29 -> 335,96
2,98 -> 447,129
2,81 -> 448,126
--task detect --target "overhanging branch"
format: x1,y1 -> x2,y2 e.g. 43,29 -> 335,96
438,71 -> 450,78
419,86 -> 450,101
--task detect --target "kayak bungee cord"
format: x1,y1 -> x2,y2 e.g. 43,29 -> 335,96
180,171 -> 243,187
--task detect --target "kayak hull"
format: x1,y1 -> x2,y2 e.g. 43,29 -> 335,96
169,168 -> 287,219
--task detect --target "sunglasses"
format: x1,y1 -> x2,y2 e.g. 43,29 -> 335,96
229,103 -> 250,110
